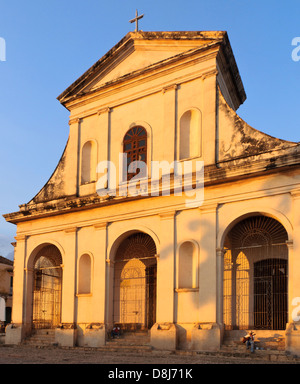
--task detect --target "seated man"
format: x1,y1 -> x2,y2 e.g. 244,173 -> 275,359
243,331 -> 255,352
111,325 -> 121,339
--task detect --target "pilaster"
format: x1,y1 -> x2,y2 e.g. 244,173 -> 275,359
162,85 -> 177,163
198,203 -> 218,323
12,235 -> 27,325
97,107 -> 111,165
61,227 -> 78,325
156,211 -> 175,323
290,190 -> 300,321
93,222 -> 108,324
69,118 -> 82,196
5,234 -> 28,344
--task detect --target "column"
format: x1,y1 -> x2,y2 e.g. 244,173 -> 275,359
151,211 -> 177,350
93,222 -> 108,323
82,222 -> 107,347
198,203 -> 218,323
202,74 -> 217,165
5,235 -> 27,344
162,85 -> 177,163
97,108 -> 112,194
55,227 -> 78,347
285,190 -> 300,355
68,118 -> 82,196
97,107 -> 111,164
216,247 -> 225,326
11,235 -> 27,324
157,211 -> 175,322
190,203 -> 221,351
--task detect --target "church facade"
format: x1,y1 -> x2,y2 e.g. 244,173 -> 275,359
4,31 -> 300,354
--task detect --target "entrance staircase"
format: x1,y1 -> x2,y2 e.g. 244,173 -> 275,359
219,330 -> 290,361
20,328 -> 300,362
104,330 -> 152,353
23,329 -> 56,347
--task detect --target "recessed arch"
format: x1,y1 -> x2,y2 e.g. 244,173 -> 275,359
78,253 -> 93,294
176,240 -> 199,289
222,214 -> 289,330
179,108 -> 202,160
27,241 -> 65,271
81,139 -> 97,184
28,243 -> 63,330
218,208 -> 293,250
108,230 -> 158,331
108,226 -> 160,264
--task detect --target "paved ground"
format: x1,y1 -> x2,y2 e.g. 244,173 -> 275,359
0,344 -> 298,365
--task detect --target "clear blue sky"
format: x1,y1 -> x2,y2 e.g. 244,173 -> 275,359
0,0 -> 300,259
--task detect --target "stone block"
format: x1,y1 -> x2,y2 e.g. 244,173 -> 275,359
150,323 -> 177,350
191,322 -> 222,351
285,322 -> 300,356
83,323 -> 106,347
55,323 -> 77,347
5,323 -> 24,345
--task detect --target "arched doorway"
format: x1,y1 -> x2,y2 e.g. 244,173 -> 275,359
32,244 -> 62,329
113,233 -> 157,331
223,215 -> 288,330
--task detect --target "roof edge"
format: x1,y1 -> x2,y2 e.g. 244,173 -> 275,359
57,31 -> 228,105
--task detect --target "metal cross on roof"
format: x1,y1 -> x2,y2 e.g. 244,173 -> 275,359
129,9 -> 144,32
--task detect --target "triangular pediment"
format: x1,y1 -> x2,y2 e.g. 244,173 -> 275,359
58,31 -> 227,105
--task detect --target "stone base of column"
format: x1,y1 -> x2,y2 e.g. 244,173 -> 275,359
55,323 -> 77,347
82,323 -> 106,347
150,323 -> 178,350
5,323 -> 25,345
191,322 -> 222,351
286,322 -> 300,356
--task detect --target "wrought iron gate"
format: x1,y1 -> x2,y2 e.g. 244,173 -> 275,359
223,216 -> 288,330
254,258 -> 287,330
113,233 -> 157,330
32,252 -> 62,329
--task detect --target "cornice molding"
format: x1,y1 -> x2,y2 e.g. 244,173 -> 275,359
68,118 -> 82,126
199,202 -> 218,214
162,84 -> 178,93
14,235 -> 28,242
290,189 -> 300,199
97,107 -> 111,115
159,211 -> 176,220
94,222 -> 108,230
64,227 -> 78,234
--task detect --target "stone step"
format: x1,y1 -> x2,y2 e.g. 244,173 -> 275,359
23,329 -> 56,346
105,330 -> 151,352
176,348 -> 299,363
101,344 -> 153,352
108,330 -> 149,340
222,330 -> 286,351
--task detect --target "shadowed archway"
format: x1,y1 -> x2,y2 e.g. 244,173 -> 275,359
113,232 -> 157,331
32,244 -> 63,329
223,215 -> 288,330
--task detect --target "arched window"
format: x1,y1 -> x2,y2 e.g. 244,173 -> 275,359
123,126 -> 147,181
178,241 -> 198,289
81,141 -> 97,184
179,109 -> 201,160
78,254 -> 92,294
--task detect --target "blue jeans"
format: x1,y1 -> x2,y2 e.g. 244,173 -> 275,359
246,339 -> 254,352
